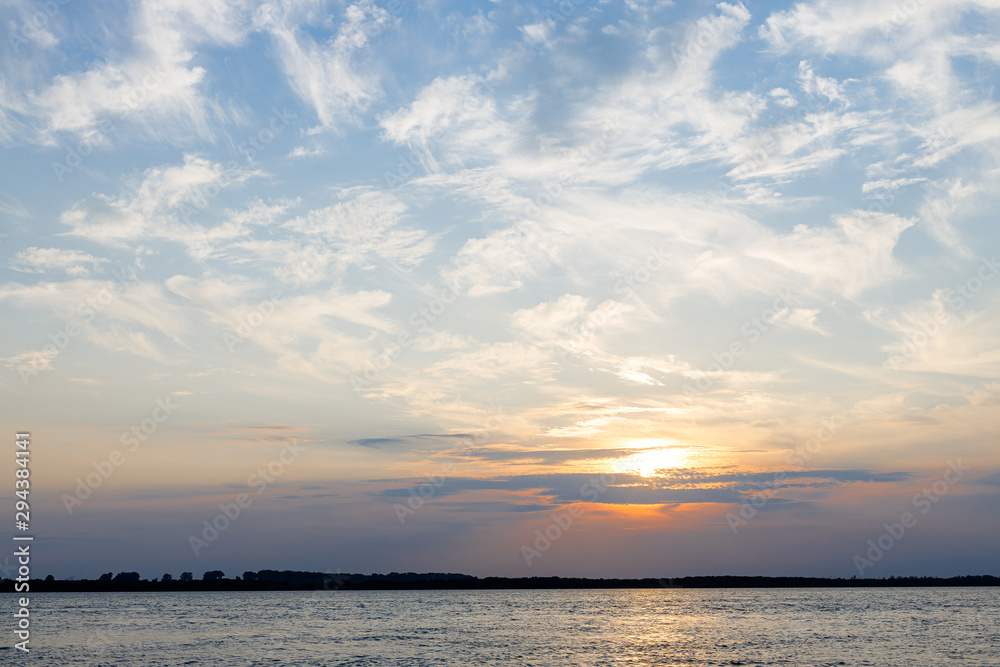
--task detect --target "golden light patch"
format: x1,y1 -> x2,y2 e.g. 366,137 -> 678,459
613,440 -> 691,478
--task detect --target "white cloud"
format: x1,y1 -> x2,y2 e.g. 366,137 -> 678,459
759,0 -> 929,55
861,177 -> 926,193
769,87 -> 798,107
287,145 -> 326,158
19,0 -> 252,143
444,220 -> 560,296
797,61 -> 849,103
909,103 -> 1000,168
520,21 -> 554,44
10,247 -> 107,277
511,295 -> 590,340
869,286 -> 1000,378
413,331 -> 472,352
379,70 -> 509,172
166,273 -> 397,377
284,189 -> 434,269
770,307 -> 830,335
726,110 -> 871,182
0,192 -> 30,219
0,278 -> 188,361
429,342 -> 551,379
918,178 -> 980,256
0,348 -> 59,375
746,211 -> 915,298
254,0 -> 391,130
614,356 -> 690,387
60,154 -> 263,249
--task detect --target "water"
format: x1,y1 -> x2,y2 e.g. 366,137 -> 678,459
1,588 -> 998,665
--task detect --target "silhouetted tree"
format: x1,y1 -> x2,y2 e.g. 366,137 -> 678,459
242,571 -> 258,582
44,575 -> 54,582
113,572 -> 140,583
179,572 -> 193,581
161,573 -> 173,582
203,570 -> 225,581
99,572 -> 113,582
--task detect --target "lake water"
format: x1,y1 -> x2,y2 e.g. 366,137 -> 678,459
1,588 -> 998,665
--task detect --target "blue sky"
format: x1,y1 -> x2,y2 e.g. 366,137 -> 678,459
1,0 -> 999,580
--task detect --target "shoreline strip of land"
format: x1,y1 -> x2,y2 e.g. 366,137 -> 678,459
7,572 -> 998,592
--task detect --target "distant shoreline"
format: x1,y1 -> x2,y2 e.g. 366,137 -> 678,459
7,573 -> 999,592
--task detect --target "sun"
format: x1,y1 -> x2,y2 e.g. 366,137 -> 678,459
613,440 -> 689,478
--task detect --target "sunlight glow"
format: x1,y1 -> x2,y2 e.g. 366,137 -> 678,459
613,440 -> 691,478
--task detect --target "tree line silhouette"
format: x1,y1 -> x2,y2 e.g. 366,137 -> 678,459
5,571 -> 999,592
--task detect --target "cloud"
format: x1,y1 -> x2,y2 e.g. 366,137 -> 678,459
511,294 -> 590,341
861,177 -> 926,193
254,0 -> 392,131
348,433 -> 474,449
14,0 -> 252,144
796,61 -> 849,103
379,70 -> 508,172
759,0 -> 925,54
374,468 -> 911,507
287,145 -> 326,158
0,277 -> 188,361
910,103 -> 1000,168
770,308 -> 830,335
769,87 -> 798,107
60,154 -> 263,248
166,273 -> 396,377
869,283 -> 1000,377
746,210 -> 915,298
918,178 -> 980,256
520,21 -> 555,44
283,189 -> 434,269
0,348 -> 59,375
0,192 -> 30,219
443,221 -> 558,296
10,247 -> 108,277
430,342 -> 551,380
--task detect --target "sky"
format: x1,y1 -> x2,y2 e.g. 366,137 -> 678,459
1,0 -> 999,581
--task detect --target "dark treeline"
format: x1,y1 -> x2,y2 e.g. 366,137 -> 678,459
6,572 -> 1000,592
